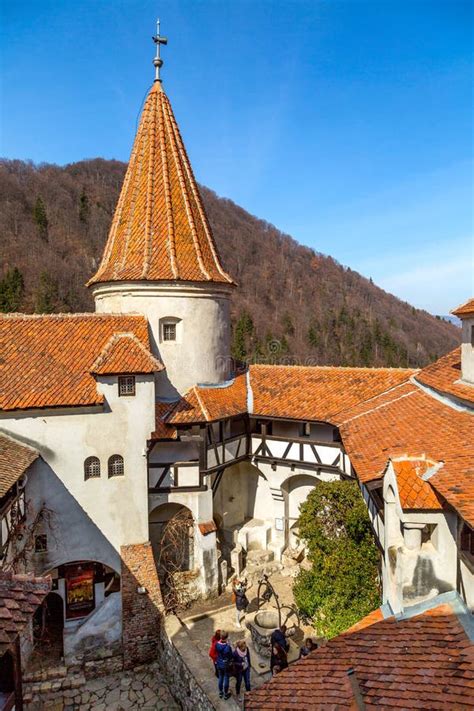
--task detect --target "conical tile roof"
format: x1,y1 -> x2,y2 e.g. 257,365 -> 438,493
88,82 -> 234,286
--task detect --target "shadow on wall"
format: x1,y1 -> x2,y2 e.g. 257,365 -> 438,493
403,555 -> 452,602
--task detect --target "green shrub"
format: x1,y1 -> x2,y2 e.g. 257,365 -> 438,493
293,480 -> 380,638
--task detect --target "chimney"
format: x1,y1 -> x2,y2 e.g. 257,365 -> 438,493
451,299 -> 474,385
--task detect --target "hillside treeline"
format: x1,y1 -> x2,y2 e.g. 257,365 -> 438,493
0,159 -> 459,367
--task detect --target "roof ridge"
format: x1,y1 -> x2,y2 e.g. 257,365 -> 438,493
0,312 -> 146,320
338,384 -> 417,426
192,386 -> 211,420
250,363 -> 417,372
90,331 -> 163,374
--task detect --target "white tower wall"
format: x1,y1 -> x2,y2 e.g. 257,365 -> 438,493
93,281 -> 233,396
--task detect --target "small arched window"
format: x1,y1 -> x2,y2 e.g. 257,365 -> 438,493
108,455 -> 124,478
84,456 -> 101,480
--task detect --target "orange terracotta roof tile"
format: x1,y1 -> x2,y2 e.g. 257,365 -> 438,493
249,365 -> 415,423
244,602 -> 474,710
452,298 -> 474,317
88,82 -> 234,287
198,521 -> 217,536
339,382 -> 474,525
150,401 -> 178,440
90,332 -> 163,375
0,434 -> 39,497
0,313 -> 153,411
415,347 -> 474,405
0,571 -> 51,655
391,458 -> 444,510
168,374 -> 248,423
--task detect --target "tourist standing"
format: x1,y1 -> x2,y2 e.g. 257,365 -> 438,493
270,624 -> 289,653
215,631 -> 233,700
233,579 -> 249,628
270,642 -> 288,675
209,629 -> 221,677
233,640 -> 251,700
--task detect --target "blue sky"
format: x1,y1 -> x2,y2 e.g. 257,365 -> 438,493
1,0 -> 472,314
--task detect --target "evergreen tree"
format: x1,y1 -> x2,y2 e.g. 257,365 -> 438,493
33,196 -> 49,241
34,272 -> 60,313
231,311 -> 254,361
79,188 -> 90,224
0,267 -> 25,312
307,325 -> 318,348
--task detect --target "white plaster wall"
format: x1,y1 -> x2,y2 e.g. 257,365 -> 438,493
0,374 -> 155,557
271,421 -> 335,441
459,558 -> 474,610
382,463 -> 459,612
92,282 -> 233,395
361,484 -> 385,547
460,316 -> 474,384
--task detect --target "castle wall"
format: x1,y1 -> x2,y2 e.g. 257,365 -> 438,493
0,373 -> 155,556
93,282 -> 233,395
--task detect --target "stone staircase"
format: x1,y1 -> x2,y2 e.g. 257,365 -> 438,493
23,665 -> 86,706
240,549 -> 282,585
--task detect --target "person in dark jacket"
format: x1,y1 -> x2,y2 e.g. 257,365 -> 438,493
270,624 -> 289,653
270,642 -> 288,675
233,639 -> 251,699
299,637 -> 317,658
215,631 -> 233,700
233,579 -> 249,628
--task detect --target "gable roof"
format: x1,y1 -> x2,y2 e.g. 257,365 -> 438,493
249,364 -> 415,423
0,434 -> 39,497
391,458 -> 444,511
167,374 -> 248,424
0,571 -> 51,655
339,381 -> 474,525
245,600 -> 474,710
90,332 -> 163,375
0,313 -> 159,411
87,82 -> 234,287
452,298 -> 474,317
415,347 -> 474,405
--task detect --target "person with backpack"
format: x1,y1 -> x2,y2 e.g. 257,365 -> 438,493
215,630 -> 233,700
233,639 -> 251,700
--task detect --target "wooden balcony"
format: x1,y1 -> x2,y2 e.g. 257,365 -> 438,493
148,461 -> 205,493
251,434 -> 352,477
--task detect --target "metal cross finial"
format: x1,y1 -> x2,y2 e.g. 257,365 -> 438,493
152,19 -> 168,82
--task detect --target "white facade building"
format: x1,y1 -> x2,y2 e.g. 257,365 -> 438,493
1,47 -> 472,672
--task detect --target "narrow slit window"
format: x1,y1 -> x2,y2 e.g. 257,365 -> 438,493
108,455 -> 124,478
118,375 -> 136,396
163,323 -> 176,341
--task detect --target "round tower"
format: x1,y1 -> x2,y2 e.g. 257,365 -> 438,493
88,52 -> 235,397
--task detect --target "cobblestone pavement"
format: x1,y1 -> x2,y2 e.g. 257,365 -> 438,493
25,662 -> 180,711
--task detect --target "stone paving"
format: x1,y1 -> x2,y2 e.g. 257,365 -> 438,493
25,662 -> 180,711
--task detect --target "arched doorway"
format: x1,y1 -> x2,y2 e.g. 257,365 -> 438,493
149,503 -> 195,611
32,592 -> 64,667
281,474 -> 319,548
212,462 -> 275,566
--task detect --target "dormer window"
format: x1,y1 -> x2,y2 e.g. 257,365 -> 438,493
163,323 -> 176,341
118,375 -> 136,396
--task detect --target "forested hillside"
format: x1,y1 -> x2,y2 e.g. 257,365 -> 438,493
0,159 -> 459,367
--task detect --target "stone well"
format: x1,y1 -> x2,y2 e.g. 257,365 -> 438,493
246,609 -> 280,658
